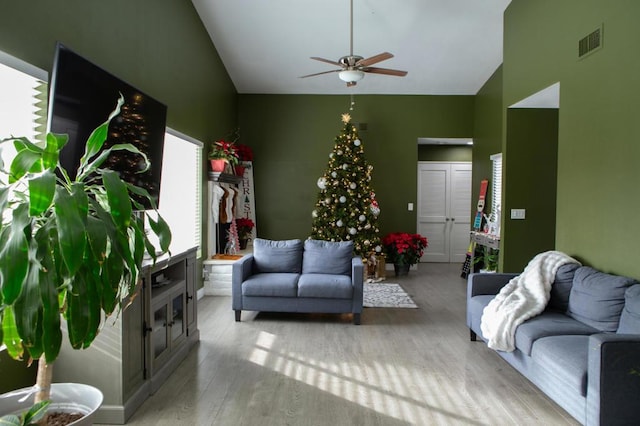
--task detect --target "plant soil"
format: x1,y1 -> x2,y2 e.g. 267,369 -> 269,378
46,412 -> 83,425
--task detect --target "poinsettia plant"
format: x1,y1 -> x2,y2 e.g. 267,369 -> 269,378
209,139 -> 239,164
236,217 -> 255,239
235,144 -> 253,162
382,232 -> 428,265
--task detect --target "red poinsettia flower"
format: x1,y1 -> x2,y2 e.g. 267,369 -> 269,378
382,232 -> 428,265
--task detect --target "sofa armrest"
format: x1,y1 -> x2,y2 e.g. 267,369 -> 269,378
351,257 -> 364,314
466,272 -> 518,299
586,333 -> 640,425
232,254 -> 254,310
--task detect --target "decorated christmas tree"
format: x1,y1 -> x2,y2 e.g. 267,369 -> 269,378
310,113 -> 382,255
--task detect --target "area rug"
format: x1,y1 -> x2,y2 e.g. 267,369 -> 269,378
363,283 -> 418,308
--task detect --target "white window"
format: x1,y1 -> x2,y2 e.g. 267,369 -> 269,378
0,50 -> 48,166
156,129 -> 203,257
490,153 -> 502,224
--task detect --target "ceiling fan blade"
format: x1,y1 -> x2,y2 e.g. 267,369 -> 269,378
356,52 -> 394,67
299,69 -> 341,78
364,67 -> 408,77
310,57 -> 342,67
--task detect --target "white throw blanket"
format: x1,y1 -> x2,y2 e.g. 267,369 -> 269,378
480,251 -> 580,352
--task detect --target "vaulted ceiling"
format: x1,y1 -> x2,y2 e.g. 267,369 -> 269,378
191,0 -> 512,95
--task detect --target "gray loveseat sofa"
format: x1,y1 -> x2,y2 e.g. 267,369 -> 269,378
467,265 -> 640,425
232,238 -> 364,324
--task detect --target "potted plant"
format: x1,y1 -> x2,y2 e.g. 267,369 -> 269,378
208,139 -> 238,172
234,143 -> 253,177
382,232 -> 428,276
235,217 -> 255,249
473,246 -> 499,273
0,95 -> 171,424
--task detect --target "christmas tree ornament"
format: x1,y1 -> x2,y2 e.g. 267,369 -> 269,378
337,149 -> 343,155
331,171 -> 337,178
349,227 -> 357,235
312,210 -> 318,218
337,220 -> 344,227
359,215 -> 366,222
325,197 -> 331,204
339,196 -> 347,203
350,182 -> 357,189
375,245 -> 382,252
342,164 -> 348,170
317,177 -> 327,189
354,139 -> 361,146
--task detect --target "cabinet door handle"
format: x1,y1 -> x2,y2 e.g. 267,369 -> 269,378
445,218 -> 450,221
451,218 -> 455,222
187,294 -> 193,301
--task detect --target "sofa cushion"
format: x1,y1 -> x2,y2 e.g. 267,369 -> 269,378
242,273 -> 299,297
302,239 -> 353,276
530,335 -> 589,397
546,263 -> 580,313
515,312 -> 598,355
617,284 -> 640,334
467,295 -> 495,340
253,238 -> 303,274
568,267 -> 638,332
297,274 -> 353,299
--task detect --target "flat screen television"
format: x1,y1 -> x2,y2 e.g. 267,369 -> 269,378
47,43 -> 167,210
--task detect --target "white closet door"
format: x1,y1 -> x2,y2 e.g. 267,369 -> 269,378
417,162 -> 472,263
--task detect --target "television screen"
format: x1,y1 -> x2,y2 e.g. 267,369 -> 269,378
47,43 -> 167,210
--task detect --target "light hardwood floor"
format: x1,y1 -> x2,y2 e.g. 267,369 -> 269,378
104,263 -> 579,426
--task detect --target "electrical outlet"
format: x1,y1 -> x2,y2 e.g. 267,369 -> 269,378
408,203 -> 414,211
510,209 -> 526,220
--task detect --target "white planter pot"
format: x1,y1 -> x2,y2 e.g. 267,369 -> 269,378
0,383 -> 103,425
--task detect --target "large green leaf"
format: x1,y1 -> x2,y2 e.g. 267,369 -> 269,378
0,414 -> 21,425
78,96 -> 123,175
147,212 -> 172,253
13,258 -> 42,355
66,270 -> 89,349
1,306 -> 23,360
78,143 -> 150,182
39,251 -> 61,363
85,216 -> 108,261
54,186 -> 87,276
43,133 -> 68,170
23,400 -> 51,425
101,251 -> 123,315
28,169 -> 55,216
0,204 -> 30,305
9,148 -> 41,183
102,170 -> 132,230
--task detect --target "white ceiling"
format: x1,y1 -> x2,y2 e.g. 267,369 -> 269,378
191,0 -> 512,95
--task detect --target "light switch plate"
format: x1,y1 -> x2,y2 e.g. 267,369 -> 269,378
511,209 -> 526,220
408,203 -> 414,211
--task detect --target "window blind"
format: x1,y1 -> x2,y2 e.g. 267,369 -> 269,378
490,153 -> 502,221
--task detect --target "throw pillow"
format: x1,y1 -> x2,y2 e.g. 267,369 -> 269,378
302,239 -> 353,276
253,238 -> 303,273
568,266 -> 638,332
617,284 -> 640,334
547,263 -> 580,313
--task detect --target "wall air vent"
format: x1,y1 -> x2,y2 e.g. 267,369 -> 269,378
579,25 -> 603,59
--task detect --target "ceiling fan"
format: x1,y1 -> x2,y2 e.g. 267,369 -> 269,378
300,0 -> 408,87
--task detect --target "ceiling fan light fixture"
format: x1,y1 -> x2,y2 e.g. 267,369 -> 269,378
339,69 -> 365,83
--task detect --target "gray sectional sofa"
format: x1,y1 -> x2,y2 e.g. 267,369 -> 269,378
467,265 -> 640,425
232,238 -> 364,324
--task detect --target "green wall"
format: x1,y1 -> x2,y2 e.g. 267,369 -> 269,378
418,145 -> 472,162
0,0 -> 236,392
503,0 -> 640,278
502,108 -> 559,271
239,95 -> 475,239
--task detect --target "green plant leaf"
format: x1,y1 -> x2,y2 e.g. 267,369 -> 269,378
54,187 -> 87,276
28,169 -> 55,216
147,212 -> 172,253
0,414 -> 21,425
0,204 -> 30,305
66,271 -> 89,349
1,306 -> 23,360
78,95 -> 123,174
9,141 -> 42,183
85,216 -> 108,262
14,259 -> 43,356
43,133 -> 67,170
102,170 -> 132,230
23,400 -> 50,425
101,251 -> 123,315
78,143 -> 150,182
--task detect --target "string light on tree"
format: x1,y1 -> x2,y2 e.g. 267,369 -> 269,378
310,113 -> 381,255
